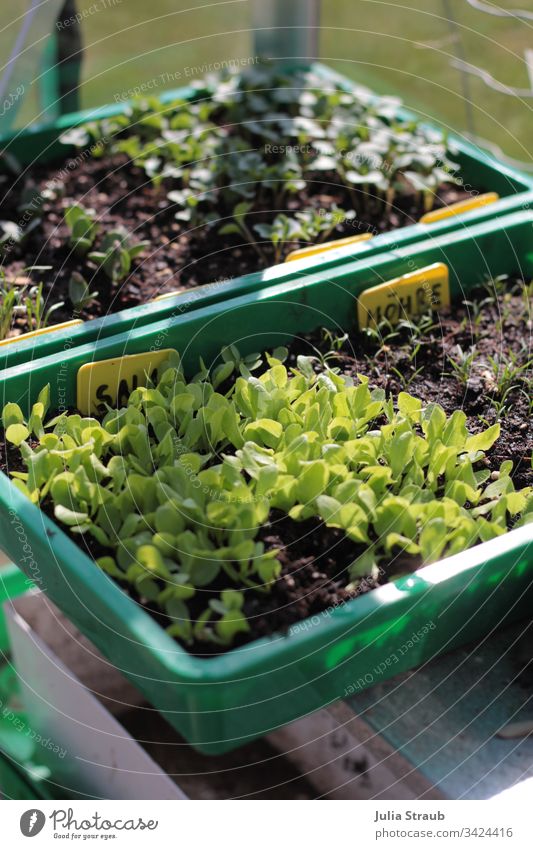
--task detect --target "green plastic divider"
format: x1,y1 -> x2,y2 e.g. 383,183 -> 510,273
1,64 -> 532,372
0,567 -> 42,800
0,211 -> 531,755
0,753 -> 45,800
0,564 -> 29,654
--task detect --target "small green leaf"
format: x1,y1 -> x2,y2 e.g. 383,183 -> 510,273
2,402 -> 24,430
216,612 -> 250,644
244,418 -> 283,449
164,595 -> 190,622
218,223 -> 242,236
97,556 -> 124,579
37,384 -> 51,418
421,403 -> 446,443
465,423 -> 500,453
419,518 -> 447,563
397,392 -> 422,422
5,423 -> 30,446
137,544 -> 170,578
316,494 -> 341,523
297,461 -> 329,503
54,504 -> 90,526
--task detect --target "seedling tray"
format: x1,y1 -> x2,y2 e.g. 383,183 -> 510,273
0,211 -> 531,754
1,64 -> 532,372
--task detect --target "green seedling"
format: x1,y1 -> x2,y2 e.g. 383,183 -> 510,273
253,214 -> 303,263
218,202 -> 266,260
0,271 -> 19,340
198,342 -> 279,388
0,269 -> 62,339
391,364 -> 425,390
253,206 -> 353,263
445,345 -> 477,387
486,351 -> 533,398
64,204 -> 98,255
481,274 -> 510,305
361,317 -> 403,353
68,272 -> 99,312
24,281 -> 64,331
89,228 -> 149,284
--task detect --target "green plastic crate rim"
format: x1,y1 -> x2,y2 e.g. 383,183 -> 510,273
0,563 -> 29,654
0,567 -> 41,801
0,752 -> 48,800
0,211 -> 531,754
1,63 -> 533,371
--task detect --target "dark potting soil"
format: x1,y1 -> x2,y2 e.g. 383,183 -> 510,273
0,287 -> 530,655
1,150 -> 471,336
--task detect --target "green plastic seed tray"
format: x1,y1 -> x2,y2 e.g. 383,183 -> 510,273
0,752 -> 46,800
0,211 -> 532,755
0,566 -> 39,800
0,564 -> 30,654
1,64 -> 532,372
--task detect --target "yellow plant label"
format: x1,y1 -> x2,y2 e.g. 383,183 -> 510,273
419,192 -> 499,225
77,349 -> 177,415
152,290 -> 182,301
357,263 -> 450,329
0,319 -> 83,348
285,232 -> 373,262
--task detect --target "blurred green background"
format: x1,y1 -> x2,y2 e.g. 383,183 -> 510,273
2,0 -> 532,165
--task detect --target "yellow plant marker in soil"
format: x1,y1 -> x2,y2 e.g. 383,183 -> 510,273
0,320 -> 83,348
419,192 -> 499,224
357,263 -> 450,329
77,349 -> 177,414
285,232 -> 373,262
152,291 -> 184,301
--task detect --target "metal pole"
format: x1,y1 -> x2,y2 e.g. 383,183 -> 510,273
251,0 -> 320,65
56,0 -> 82,115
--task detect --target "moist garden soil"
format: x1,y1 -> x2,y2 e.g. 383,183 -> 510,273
0,287 -> 530,656
1,150 -> 470,335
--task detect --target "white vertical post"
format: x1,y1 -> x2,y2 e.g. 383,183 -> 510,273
251,0 -> 320,65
